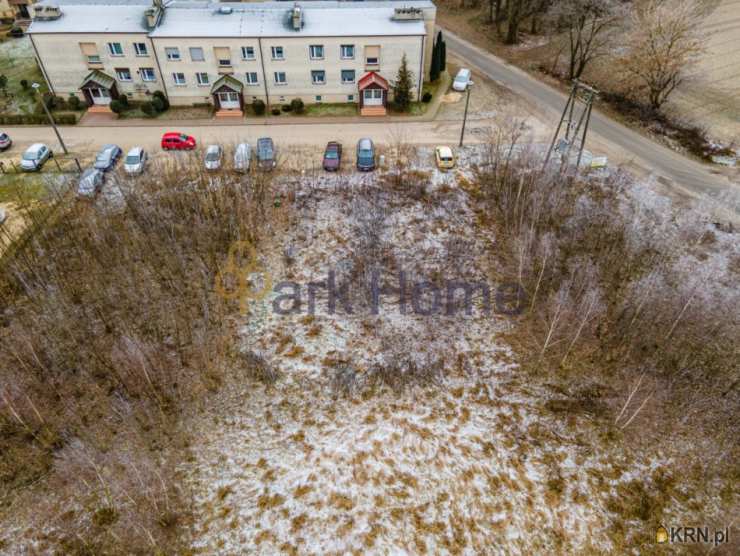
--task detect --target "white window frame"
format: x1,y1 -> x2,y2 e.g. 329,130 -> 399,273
311,70 -> 325,85
245,72 -> 259,85
309,44 -> 324,60
134,42 -> 148,56
189,47 -> 205,62
241,46 -> 255,60
140,67 -> 156,82
340,44 -> 354,60
274,71 -> 287,85
115,68 -> 132,82
271,46 -> 284,60
196,72 -> 209,86
172,72 -> 186,86
165,47 -> 181,61
107,42 -> 123,57
87,54 -> 101,64
341,69 -> 355,84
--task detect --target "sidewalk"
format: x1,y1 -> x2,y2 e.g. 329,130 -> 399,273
78,73 -> 452,128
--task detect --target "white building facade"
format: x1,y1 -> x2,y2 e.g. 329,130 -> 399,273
28,0 -> 437,115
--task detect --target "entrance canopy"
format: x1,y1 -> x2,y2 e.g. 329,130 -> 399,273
358,71 -> 389,91
80,70 -> 115,90
210,74 -> 243,94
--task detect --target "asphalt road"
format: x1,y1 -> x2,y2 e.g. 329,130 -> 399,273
443,30 -> 738,204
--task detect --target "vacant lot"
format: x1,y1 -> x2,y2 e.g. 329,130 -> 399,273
0,36 -> 47,114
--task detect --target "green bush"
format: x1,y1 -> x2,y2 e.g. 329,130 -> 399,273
271,108 -> 280,116
141,101 -> 156,117
281,104 -> 292,112
0,113 -> 77,125
422,92 -> 433,103
20,79 -> 29,90
118,94 -> 129,108
252,99 -> 266,115
151,96 -> 165,113
68,95 -> 82,110
152,90 -> 169,110
290,98 -> 305,114
109,99 -> 124,114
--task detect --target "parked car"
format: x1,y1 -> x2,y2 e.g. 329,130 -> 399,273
20,143 -> 52,172
323,141 -> 342,172
257,137 -> 276,171
0,132 -> 11,151
356,138 -> 375,171
233,142 -> 251,173
9,27 -> 24,38
161,132 -> 196,151
76,168 -> 104,198
123,147 -> 147,175
452,68 -> 471,92
204,144 -> 223,171
435,145 -> 455,170
94,144 -> 122,171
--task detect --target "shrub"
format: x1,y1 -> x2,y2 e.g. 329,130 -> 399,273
109,99 -> 124,114
0,113 -> 77,125
118,94 -> 129,108
271,107 -> 281,116
252,99 -> 266,115
20,79 -> 29,89
67,95 -> 82,110
422,91 -> 433,103
151,96 -> 165,113
141,101 -> 156,117
281,104 -> 292,112
290,98 -> 305,114
152,90 -> 169,110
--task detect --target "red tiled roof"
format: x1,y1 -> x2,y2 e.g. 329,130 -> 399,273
358,71 -> 389,90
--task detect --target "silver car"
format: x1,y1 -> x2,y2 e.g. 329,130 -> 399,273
76,168 -> 104,197
20,143 -> 52,171
204,144 -> 223,171
123,147 -> 147,175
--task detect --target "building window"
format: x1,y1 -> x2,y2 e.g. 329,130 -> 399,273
245,72 -> 259,85
196,72 -> 209,86
172,72 -> 186,85
165,47 -> 180,61
134,42 -> 148,56
340,44 -> 354,59
274,71 -> 287,85
87,54 -> 101,64
365,45 -> 380,67
348,94 -> 354,102
140,68 -> 156,82
241,46 -> 255,60
271,46 -> 284,60
309,45 -> 324,60
315,95 -> 322,102
107,42 -> 123,56
80,43 -> 101,64
189,47 -> 204,62
115,68 -> 132,82
214,47 -> 231,67
311,70 -> 325,85
341,69 -> 355,84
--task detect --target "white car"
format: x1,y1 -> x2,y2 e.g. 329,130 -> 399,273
204,144 -> 223,171
452,68 -> 471,92
76,168 -> 104,198
233,143 -> 251,173
124,147 -> 147,175
21,143 -> 52,171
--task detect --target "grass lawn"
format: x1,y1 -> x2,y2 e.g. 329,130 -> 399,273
303,103 -> 358,117
0,37 -> 48,115
0,173 -> 53,203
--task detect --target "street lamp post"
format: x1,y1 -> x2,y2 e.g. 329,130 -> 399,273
458,81 -> 473,148
32,82 -> 69,155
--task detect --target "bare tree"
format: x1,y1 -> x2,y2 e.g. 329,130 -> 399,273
618,0 -> 706,111
550,0 -> 622,80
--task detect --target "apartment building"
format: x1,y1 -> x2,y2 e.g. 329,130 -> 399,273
28,0 -> 436,116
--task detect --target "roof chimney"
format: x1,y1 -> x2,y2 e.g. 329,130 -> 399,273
145,0 -> 164,29
33,3 -> 63,20
291,4 -> 302,31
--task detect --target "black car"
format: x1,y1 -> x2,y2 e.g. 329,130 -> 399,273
323,141 -> 342,171
9,27 -> 24,38
0,132 -> 11,152
94,144 -> 122,172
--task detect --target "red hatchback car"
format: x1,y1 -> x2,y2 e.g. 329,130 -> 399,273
161,132 -> 196,151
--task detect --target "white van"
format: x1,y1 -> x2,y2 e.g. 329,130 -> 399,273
453,68 -> 471,91
234,143 -> 251,173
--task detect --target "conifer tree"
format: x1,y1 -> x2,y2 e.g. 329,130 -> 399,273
393,54 -> 414,111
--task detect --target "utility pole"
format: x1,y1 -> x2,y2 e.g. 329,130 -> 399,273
458,81 -> 474,148
32,82 -> 69,155
543,80 -> 598,171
